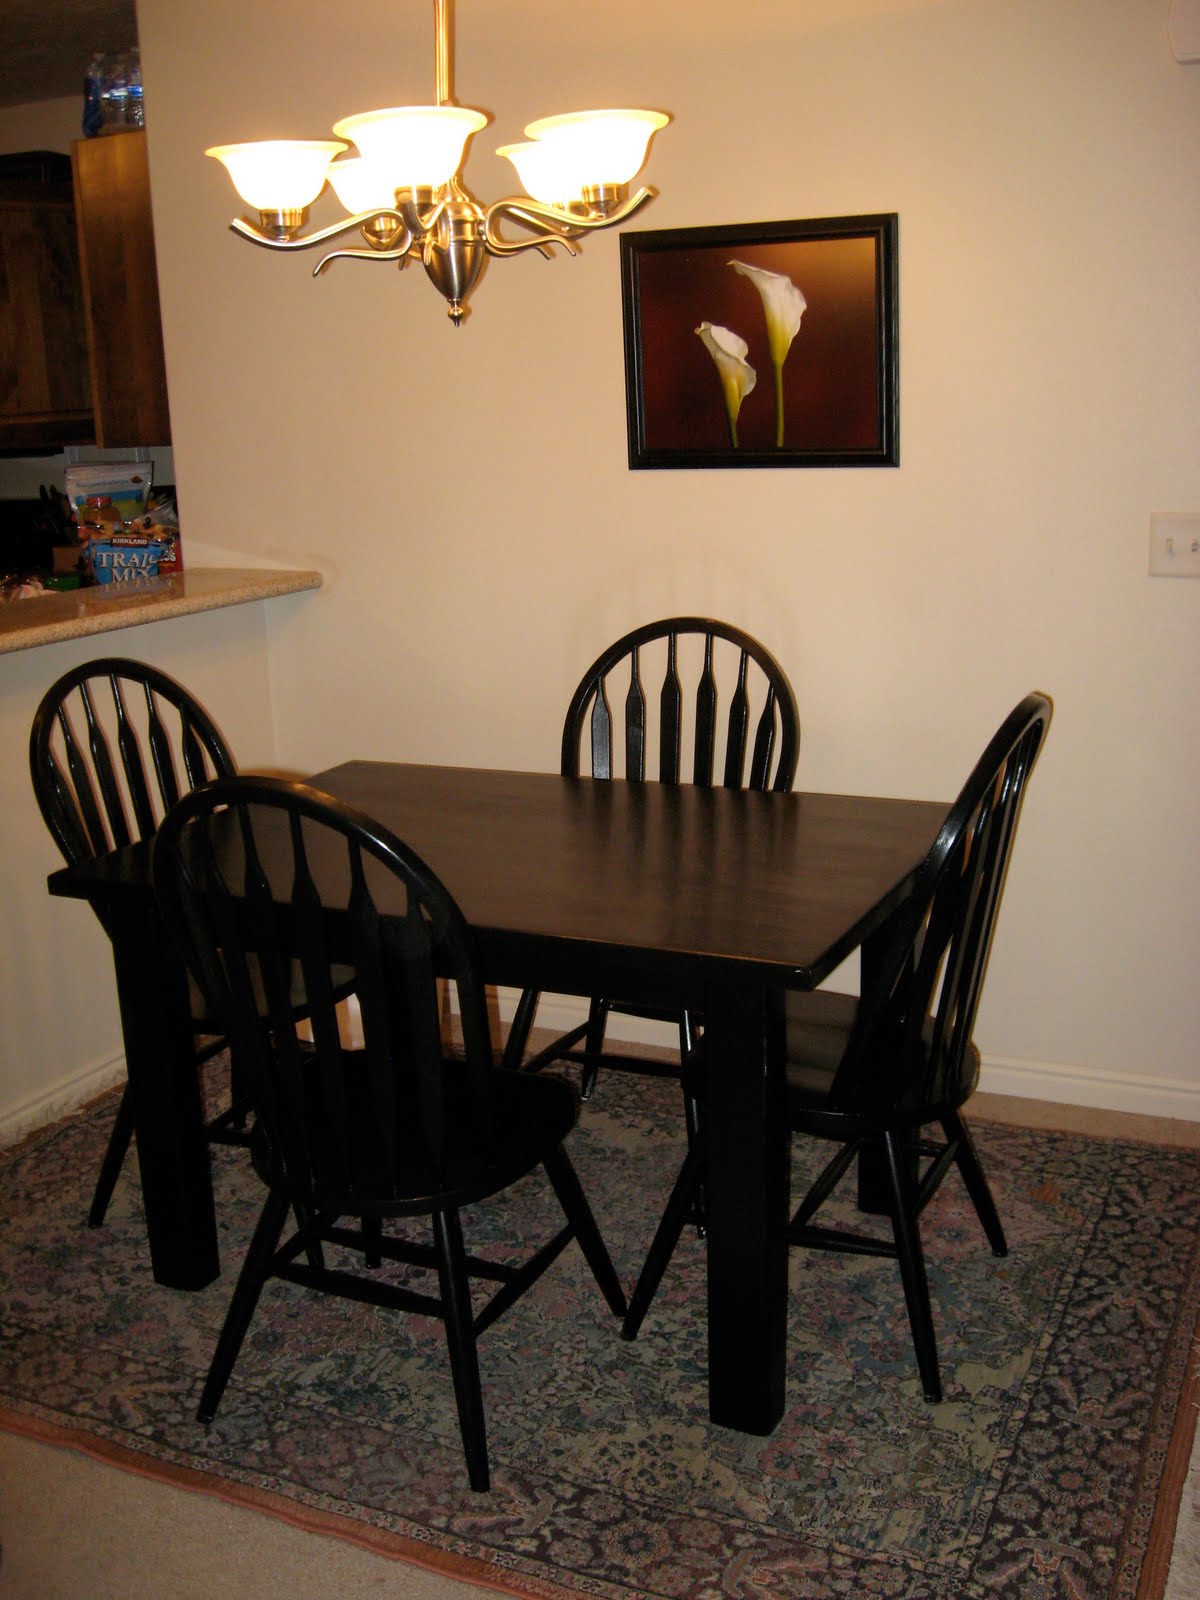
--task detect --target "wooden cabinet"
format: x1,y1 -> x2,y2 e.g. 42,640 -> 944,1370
0,134 -> 171,454
72,130 -> 171,446
0,159 -> 96,452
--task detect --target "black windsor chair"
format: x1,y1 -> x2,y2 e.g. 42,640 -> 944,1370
501,617 -> 800,1131
152,775 -> 627,1493
29,658 -> 248,1226
620,693 -> 1052,1405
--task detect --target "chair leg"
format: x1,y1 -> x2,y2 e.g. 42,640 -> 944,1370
226,1044 -> 251,1131
790,1139 -> 862,1231
502,988 -> 539,1071
197,1185 -> 291,1425
943,1111 -> 1008,1256
292,1201 -> 326,1270
543,1145 -> 627,1318
579,997 -> 609,1101
89,1085 -> 135,1227
622,1142 -> 704,1340
882,1129 -> 942,1404
432,1208 -> 490,1492
362,1215 -> 383,1269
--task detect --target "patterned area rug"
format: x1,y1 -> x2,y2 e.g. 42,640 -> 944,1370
2,1064 -> 1199,1600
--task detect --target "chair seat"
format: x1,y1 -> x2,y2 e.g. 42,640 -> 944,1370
784,989 -> 859,1098
189,963 -> 356,1035
784,989 -> 982,1128
252,1057 -> 581,1214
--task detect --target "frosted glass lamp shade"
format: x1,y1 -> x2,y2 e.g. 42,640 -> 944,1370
520,109 -> 668,190
205,141 -> 346,210
496,141 -> 581,206
327,156 -> 401,215
332,105 -> 488,189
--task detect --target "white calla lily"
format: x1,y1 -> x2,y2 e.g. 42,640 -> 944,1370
696,321 -> 756,448
729,261 -> 806,364
729,259 -> 807,446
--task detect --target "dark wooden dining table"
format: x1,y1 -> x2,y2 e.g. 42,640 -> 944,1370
48,760 -> 948,1438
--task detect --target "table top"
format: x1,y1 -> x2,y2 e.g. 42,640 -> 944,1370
50,760 -> 948,1000
317,762 -> 948,995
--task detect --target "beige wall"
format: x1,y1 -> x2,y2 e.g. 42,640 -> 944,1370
0,604 -> 308,1132
5,0 -> 1198,1123
0,93 -> 78,152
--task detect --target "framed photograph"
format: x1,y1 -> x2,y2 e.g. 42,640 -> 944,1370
620,213 -> 898,469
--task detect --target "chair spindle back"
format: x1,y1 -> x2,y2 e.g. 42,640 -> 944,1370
561,617 -> 799,793
30,658 -> 235,870
834,693 -> 1052,1114
153,776 -> 498,1212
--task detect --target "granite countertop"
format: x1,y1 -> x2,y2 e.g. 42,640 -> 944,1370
0,567 -> 323,655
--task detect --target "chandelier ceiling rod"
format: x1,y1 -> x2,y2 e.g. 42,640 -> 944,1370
206,0 -> 669,326
434,0 -> 451,105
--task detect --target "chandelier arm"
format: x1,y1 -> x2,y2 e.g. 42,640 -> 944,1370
485,199 -> 584,243
585,186 -> 657,227
312,242 -> 418,276
482,187 -> 657,255
229,211 -> 413,251
484,226 -> 579,261
401,195 -> 449,240
483,201 -> 586,258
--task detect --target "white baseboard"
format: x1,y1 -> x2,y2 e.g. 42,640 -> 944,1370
495,988 -> 1200,1123
978,1053 -> 1200,1123
0,1052 -> 125,1148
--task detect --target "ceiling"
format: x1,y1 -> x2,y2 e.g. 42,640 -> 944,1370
0,0 -> 138,109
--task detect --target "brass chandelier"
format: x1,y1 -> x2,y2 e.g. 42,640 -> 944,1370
207,0 -> 668,325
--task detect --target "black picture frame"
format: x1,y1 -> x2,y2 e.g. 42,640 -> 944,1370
620,213 -> 898,470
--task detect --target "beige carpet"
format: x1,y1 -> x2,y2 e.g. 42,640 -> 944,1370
0,1429 -> 492,1599
1166,1394 -> 1200,1600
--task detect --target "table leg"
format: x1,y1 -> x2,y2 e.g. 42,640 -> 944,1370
701,978 -> 790,1435
108,899 -> 220,1290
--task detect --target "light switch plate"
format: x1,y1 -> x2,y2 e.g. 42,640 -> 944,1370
1169,0 -> 1200,62
1149,513 -> 1200,577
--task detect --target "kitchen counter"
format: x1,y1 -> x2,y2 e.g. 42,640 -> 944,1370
0,566 -> 322,655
